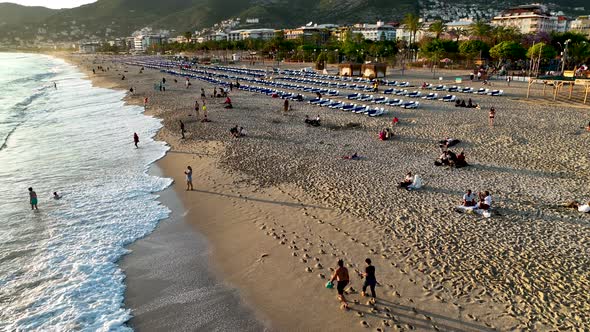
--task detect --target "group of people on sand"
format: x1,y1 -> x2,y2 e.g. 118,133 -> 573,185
230,125 -> 246,138
455,98 -> 479,109
328,258 -> 378,309
397,172 -> 423,190
435,149 -> 468,168
462,189 -> 492,210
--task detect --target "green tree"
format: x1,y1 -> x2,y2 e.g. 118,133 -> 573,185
428,20 -> 446,39
489,41 -> 526,63
490,26 -> 521,44
183,31 -> 192,43
469,20 -> 492,41
526,42 -> 557,60
459,40 -> 490,59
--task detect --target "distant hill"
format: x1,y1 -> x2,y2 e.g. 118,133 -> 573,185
0,3 -> 57,26
0,0 -> 587,43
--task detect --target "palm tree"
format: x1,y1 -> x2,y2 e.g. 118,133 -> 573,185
469,20 -> 491,41
403,13 -> 422,45
183,31 -> 193,43
428,20 -> 446,39
448,28 -> 466,42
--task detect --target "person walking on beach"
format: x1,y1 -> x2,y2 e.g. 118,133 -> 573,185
284,99 -> 289,112
489,107 -> 496,127
133,132 -> 139,148
143,97 -> 148,109
180,120 -> 185,139
201,103 -> 209,122
28,187 -> 38,210
184,166 -> 193,191
330,259 -> 350,309
361,258 -> 377,298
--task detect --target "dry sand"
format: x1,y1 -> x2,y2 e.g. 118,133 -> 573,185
63,53 -> 589,331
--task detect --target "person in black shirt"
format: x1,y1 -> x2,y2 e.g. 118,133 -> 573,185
361,258 -> 377,298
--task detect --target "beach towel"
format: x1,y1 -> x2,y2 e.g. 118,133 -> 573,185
579,204 -> 590,213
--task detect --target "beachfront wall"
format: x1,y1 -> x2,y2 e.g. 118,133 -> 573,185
361,64 -> 387,78
339,63 -> 362,76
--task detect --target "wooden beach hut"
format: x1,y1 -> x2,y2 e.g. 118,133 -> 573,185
361,63 -> 387,79
339,63 -> 362,77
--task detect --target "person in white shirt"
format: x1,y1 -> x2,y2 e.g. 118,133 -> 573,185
477,191 -> 492,210
462,190 -> 476,207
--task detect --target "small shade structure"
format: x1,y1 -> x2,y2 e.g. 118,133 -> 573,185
339,63 -> 362,77
361,63 -> 387,79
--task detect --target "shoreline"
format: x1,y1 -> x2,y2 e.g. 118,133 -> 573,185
53,53 -> 269,330
58,53 -> 589,331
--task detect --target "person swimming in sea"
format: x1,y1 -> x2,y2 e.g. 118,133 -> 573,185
53,192 -> 62,200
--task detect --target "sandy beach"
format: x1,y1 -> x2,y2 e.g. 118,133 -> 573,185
63,53 -> 589,331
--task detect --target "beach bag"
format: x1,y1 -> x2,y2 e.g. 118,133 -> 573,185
325,281 -> 334,289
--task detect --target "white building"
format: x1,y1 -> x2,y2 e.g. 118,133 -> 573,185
79,41 -> 100,53
569,16 -> 590,38
351,21 -> 396,41
491,4 -> 561,34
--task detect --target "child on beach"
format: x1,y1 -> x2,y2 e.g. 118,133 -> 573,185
330,259 -> 350,309
184,166 -> 193,191
489,107 -> 496,127
28,187 -> 38,210
361,258 -> 377,298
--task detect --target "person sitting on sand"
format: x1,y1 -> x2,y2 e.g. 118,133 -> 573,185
579,201 -> 590,213
421,82 -> 428,88
230,125 -> 240,138
467,98 -> 474,108
477,191 -> 492,210
239,127 -> 247,137
435,151 -> 449,166
455,150 -> 468,168
460,99 -> 467,108
330,259 -> 350,309
586,121 -> 590,132
316,92 -> 322,99
455,99 -> 462,107
385,128 -> 393,140
462,189 -> 476,207
343,153 -> 360,160
379,129 -> 387,141
398,172 -> 413,188
224,96 -> 233,109
304,115 -> 321,127
293,94 -> 304,102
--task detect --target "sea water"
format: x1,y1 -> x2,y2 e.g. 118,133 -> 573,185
0,53 -> 172,331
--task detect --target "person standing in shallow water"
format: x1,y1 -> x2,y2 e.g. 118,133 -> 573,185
133,133 -> 139,148
28,187 -> 38,210
489,107 -> 496,127
184,166 -> 193,191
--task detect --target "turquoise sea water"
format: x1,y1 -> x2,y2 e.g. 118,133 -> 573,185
0,53 -> 172,331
